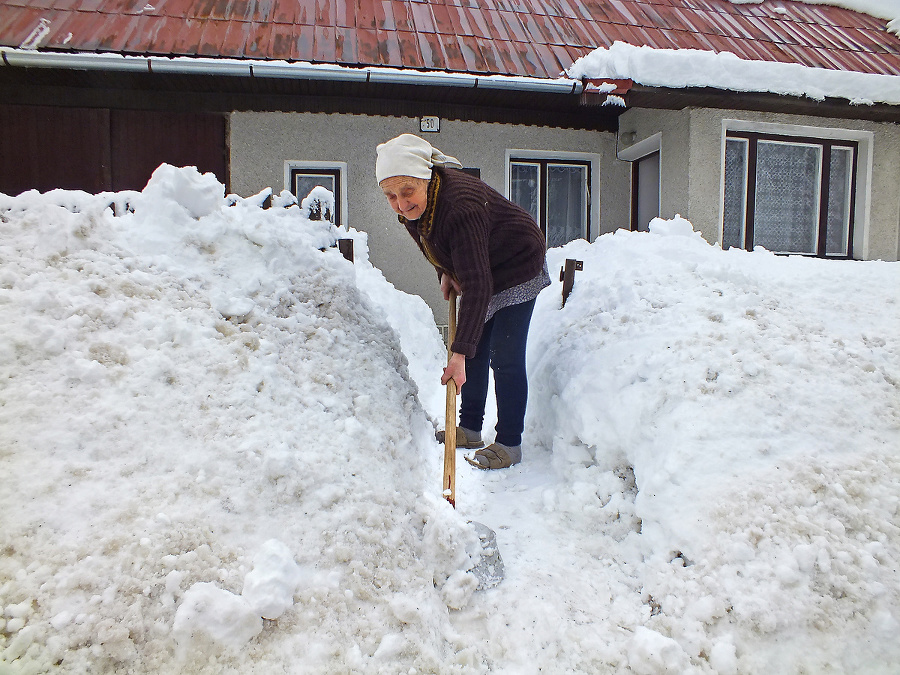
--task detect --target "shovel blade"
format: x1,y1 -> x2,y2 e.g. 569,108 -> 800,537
469,521 -> 504,591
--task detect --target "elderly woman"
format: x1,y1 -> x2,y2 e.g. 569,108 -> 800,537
376,134 -> 549,470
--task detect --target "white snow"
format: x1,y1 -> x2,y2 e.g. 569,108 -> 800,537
568,41 -> 900,105
1,166 -> 899,673
17,18 -> 51,51
240,539 -> 306,620
172,583 -> 262,652
300,186 -> 335,224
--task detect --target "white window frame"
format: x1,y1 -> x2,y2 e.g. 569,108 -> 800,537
719,120 -> 873,259
283,160 -> 349,229
618,131 -> 661,163
504,149 -> 600,242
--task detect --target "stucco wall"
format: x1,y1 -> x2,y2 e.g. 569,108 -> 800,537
617,107 -> 900,261
616,108 -> 692,226
229,112 -> 618,322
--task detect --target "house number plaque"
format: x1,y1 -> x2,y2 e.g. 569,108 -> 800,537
419,116 -> 440,132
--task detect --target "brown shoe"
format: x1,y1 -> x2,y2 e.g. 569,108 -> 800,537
465,443 -> 521,470
435,426 -> 484,449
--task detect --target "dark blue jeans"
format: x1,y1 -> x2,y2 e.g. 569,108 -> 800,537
459,298 -> 536,448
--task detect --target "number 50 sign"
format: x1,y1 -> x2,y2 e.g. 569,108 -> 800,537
419,116 -> 440,133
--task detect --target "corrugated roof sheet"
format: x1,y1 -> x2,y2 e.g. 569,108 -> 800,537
0,0 -> 898,79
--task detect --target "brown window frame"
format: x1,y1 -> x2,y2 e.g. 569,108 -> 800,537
509,157 -> 592,246
724,131 -> 858,259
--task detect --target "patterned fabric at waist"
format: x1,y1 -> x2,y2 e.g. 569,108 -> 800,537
484,262 -> 551,324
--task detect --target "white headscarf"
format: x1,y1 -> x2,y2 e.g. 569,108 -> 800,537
375,134 -> 462,184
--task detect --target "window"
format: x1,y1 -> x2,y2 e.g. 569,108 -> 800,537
284,161 -> 348,227
631,151 -> 660,232
509,158 -> 591,247
723,132 -> 857,257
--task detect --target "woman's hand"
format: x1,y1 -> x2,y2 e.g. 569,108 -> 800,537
441,352 -> 466,389
440,273 -> 461,301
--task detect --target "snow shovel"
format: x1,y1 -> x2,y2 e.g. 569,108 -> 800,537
444,290 -> 504,590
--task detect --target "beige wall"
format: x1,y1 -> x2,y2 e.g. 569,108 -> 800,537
616,108 -> 692,223
229,112 -> 619,322
617,107 -> 900,261
228,107 -> 898,326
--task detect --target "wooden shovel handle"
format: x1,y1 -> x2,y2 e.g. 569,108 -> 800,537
443,290 -> 458,507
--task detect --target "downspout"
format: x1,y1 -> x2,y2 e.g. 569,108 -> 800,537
0,48 -> 583,95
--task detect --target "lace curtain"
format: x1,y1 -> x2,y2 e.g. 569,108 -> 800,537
510,162 -> 539,224
546,164 -> 587,248
723,139 -> 748,249
826,147 -> 853,256
754,140 -> 821,254
510,161 -> 588,247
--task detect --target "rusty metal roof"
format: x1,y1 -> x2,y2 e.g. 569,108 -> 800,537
1,0 -> 898,80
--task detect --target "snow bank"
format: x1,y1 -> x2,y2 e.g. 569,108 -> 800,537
522,218 -> 900,672
0,165 -> 476,673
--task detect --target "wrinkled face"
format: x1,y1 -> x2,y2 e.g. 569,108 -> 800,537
380,176 -> 429,221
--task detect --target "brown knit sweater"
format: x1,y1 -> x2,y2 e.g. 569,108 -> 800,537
401,167 -> 546,357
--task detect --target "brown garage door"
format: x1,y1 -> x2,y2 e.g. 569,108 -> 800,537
0,104 -> 227,196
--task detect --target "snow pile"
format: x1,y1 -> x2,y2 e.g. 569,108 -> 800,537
1,166 -> 899,673
0,166 -> 479,673
567,41 -> 900,105
514,220 -> 900,672
299,186 -> 335,223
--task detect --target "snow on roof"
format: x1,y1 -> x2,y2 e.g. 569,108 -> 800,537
568,40 -> 900,105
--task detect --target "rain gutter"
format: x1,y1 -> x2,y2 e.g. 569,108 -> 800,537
0,48 -> 584,95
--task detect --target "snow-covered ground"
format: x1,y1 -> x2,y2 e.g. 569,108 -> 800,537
1,167 -> 898,674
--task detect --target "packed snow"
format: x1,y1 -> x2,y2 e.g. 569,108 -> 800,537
1,167 -> 899,674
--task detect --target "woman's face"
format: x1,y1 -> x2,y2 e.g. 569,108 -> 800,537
380,176 -> 429,220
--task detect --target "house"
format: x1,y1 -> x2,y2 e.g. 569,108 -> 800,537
1,0 -> 899,323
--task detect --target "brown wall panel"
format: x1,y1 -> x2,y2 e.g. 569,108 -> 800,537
0,104 -> 111,195
0,104 -> 227,196
110,110 -> 227,191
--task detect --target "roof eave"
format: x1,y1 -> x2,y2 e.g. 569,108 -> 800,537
622,83 -> 900,123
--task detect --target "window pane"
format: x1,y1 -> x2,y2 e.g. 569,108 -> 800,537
723,138 -> 748,249
635,152 -> 659,233
547,164 -> 587,247
826,147 -> 853,256
294,173 -> 336,223
510,163 -> 539,224
754,141 -> 820,254
294,174 -> 335,202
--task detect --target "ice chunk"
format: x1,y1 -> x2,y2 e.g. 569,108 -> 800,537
241,539 -> 304,620
172,582 -> 262,649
